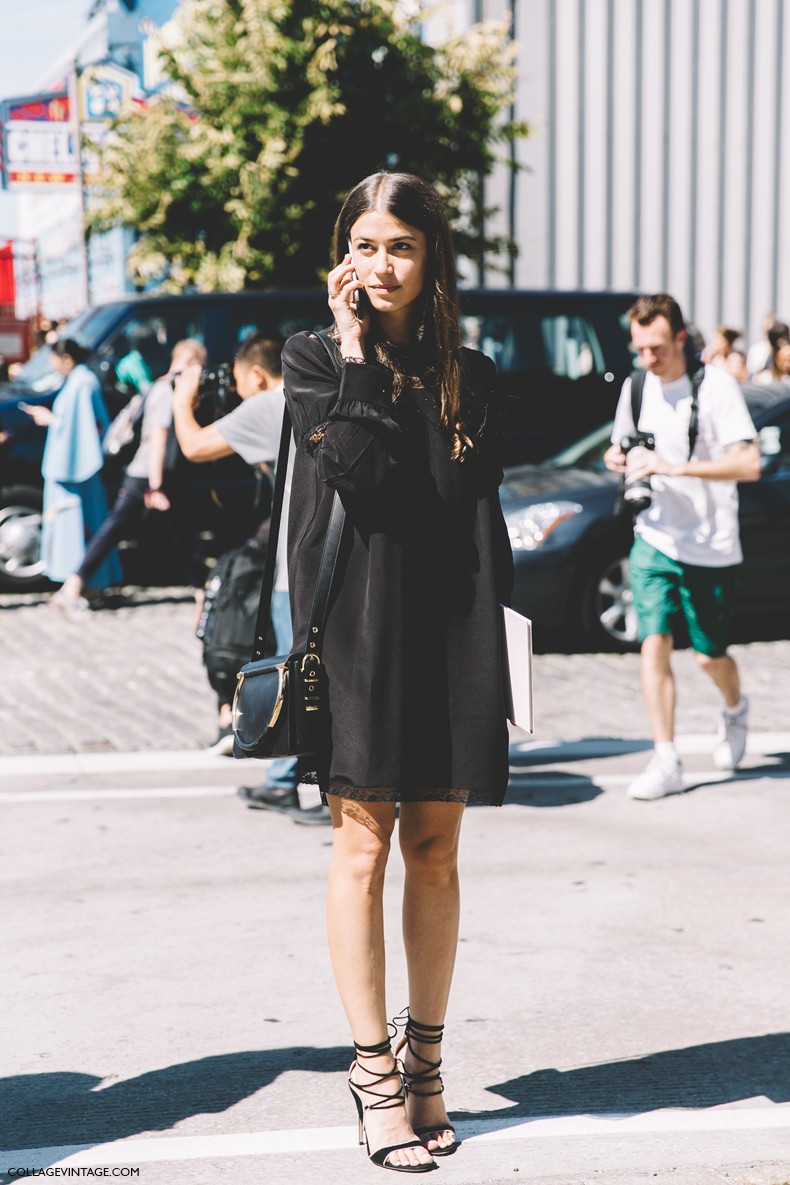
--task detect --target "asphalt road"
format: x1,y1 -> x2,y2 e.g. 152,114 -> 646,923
1,590 -> 789,1184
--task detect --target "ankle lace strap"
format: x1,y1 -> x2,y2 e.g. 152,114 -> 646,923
354,1035 -> 394,1059
406,1016 -> 444,1044
350,1031 -> 405,1113
393,1008 -> 446,1097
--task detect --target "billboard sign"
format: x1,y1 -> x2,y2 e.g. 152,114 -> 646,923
1,93 -> 76,189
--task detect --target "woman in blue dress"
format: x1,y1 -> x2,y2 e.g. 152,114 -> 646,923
23,338 -> 122,610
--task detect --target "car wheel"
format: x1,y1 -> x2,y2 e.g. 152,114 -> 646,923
0,486 -> 46,590
580,549 -> 639,651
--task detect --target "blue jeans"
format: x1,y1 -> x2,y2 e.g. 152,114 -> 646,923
266,590 -> 299,791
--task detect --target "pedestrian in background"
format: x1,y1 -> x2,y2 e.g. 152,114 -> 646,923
746,312 -> 777,378
22,338 -> 121,610
51,338 -> 207,619
724,350 -> 749,383
701,325 -> 742,368
172,335 -> 312,824
753,322 -> 790,386
605,294 -> 760,801
280,172 -> 513,1172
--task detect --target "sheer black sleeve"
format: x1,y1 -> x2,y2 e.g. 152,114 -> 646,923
281,331 -> 402,492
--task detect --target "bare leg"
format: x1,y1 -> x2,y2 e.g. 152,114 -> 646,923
695,651 -> 741,707
398,800 -> 465,1152
640,633 -> 676,743
61,574 -> 84,598
326,796 -> 433,1169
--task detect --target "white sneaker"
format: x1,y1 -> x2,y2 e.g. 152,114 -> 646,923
627,755 -> 685,801
713,696 -> 749,770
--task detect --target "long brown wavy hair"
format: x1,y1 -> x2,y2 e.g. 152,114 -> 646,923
333,172 -> 476,461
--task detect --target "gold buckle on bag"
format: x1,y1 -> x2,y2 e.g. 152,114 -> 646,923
300,654 -> 322,712
232,662 -> 288,733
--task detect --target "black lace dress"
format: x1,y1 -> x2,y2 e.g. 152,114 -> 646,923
281,330 -> 514,805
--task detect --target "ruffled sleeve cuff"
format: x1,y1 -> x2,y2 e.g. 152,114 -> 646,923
328,361 -> 399,431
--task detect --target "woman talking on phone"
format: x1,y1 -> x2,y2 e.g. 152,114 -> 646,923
281,172 -> 513,1173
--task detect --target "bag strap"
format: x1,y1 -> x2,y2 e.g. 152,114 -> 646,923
629,368 -> 646,431
248,329 -> 346,662
687,365 -> 703,459
629,363 -> 704,460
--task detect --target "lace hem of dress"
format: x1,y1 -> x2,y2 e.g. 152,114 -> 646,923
298,767 -> 501,806
326,783 -> 502,805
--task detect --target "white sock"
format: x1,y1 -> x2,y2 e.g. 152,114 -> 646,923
724,695 -> 747,717
655,741 -> 679,766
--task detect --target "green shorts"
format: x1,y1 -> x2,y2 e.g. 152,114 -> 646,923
629,537 -> 738,657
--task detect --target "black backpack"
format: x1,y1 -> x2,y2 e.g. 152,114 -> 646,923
197,538 -> 269,673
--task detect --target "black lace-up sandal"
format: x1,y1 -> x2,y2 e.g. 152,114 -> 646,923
348,1037 -> 437,1173
394,1013 -> 458,1156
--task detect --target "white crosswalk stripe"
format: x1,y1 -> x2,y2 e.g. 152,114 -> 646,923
3,1105 -> 789,1169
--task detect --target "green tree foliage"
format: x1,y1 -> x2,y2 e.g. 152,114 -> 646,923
89,0 -> 528,290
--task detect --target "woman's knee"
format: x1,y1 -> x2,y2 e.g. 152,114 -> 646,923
400,829 -> 459,881
330,799 -> 394,887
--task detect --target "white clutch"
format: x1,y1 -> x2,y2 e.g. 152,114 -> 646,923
500,604 -> 534,734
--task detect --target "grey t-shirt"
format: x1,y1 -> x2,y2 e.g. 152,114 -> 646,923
216,384 -> 294,591
216,384 -> 285,464
126,377 -> 174,479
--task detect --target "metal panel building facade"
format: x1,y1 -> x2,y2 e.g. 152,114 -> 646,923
474,0 -> 789,345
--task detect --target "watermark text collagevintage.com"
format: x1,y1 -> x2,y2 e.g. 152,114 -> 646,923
4,1171 -> 140,1178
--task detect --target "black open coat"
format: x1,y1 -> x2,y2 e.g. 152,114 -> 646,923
281,330 -> 514,805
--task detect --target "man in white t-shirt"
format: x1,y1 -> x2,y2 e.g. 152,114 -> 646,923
173,334 -> 327,825
604,294 -> 761,801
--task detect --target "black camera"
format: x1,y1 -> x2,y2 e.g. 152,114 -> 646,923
196,362 -> 238,420
616,430 -> 656,516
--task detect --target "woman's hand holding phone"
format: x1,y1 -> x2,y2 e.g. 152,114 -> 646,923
327,252 -> 370,358
20,402 -> 55,427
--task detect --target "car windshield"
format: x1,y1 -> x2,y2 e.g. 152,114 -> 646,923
545,421 -> 614,469
14,303 -> 127,392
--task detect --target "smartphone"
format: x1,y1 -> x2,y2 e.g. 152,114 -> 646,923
347,240 -> 369,316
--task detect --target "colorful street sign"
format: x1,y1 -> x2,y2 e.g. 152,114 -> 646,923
1,93 -> 76,189
78,62 -> 138,123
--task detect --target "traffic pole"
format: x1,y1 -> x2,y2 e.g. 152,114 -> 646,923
68,61 -> 91,310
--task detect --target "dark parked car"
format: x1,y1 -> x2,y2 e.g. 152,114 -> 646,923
501,383 -> 790,649
0,287 -> 636,590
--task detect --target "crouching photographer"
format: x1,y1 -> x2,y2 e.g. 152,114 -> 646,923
173,333 -> 327,825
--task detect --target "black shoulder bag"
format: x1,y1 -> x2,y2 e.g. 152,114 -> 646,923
232,332 -> 346,760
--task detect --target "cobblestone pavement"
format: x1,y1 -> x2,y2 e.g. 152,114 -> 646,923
2,588 -> 789,756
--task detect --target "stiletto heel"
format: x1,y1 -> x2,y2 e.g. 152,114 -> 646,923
348,1036 -> 437,1173
394,1011 -> 458,1156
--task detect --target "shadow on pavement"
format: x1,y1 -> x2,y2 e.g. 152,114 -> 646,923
682,753 -> 790,795
503,743 -> 790,806
504,772 -> 603,807
0,1046 -> 347,1168
2,1035 -> 789,1172
500,737 -> 635,808
467,1032 -> 790,1127
510,738 -> 652,766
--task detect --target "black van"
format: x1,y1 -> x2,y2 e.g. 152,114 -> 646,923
0,288 -> 636,590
